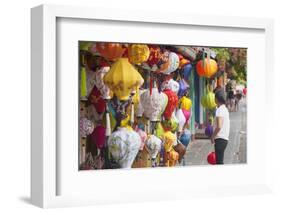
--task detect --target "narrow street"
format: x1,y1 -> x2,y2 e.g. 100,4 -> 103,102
182,98 -> 247,166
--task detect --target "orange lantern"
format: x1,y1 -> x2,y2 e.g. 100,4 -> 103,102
196,58 -> 218,78
96,42 -> 125,61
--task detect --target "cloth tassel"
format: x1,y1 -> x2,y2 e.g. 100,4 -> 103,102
130,102 -> 134,125
105,103 -> 111,136
80,67 -> 87,98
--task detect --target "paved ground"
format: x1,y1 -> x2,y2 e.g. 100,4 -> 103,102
181,98 -> 247,166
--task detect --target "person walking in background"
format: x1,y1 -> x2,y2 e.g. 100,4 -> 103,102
211,89 -> 230,164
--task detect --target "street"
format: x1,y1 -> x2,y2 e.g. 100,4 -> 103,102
182,97 -> 247,165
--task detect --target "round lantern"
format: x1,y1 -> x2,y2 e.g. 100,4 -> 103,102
182,63 -> 192,80
178,79 -> 189,98
179,96 -> 192,111
182,109 -> 191,121
175,109 -> 186,132
140,87 -> 168,121
107,127 -> 141,168
161,78 -> 179,94
90,125 -> 106,149
146,135 -> 162,159
196,58 -> 218,78
207,152 -> 216,165
79,117 -> 94,138
162,52 -> 179,74
88,86 -> 106,113
201,90 -> 217,109
205,124 -> 213,138
93,66 -> 113,99
146,45 -> 162,67
163,131 -> 177,152
128,44 -> 150,65
162,115 -> 179,133
96,42 -> 125,61
155,122 -> 165,139
103,58 -> 144,101
180,129 -> 191,147
163,89 -> 179,119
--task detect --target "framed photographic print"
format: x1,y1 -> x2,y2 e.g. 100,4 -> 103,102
31,4 -> 274,208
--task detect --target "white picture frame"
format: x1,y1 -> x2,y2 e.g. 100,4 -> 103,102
31,4 -> 274,208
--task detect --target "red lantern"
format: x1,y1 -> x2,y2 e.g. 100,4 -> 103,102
96,42 -> 125,61
90,125 -> 106,149
207,152 -> 216,165
146,45 -> 162,66
163,89 -> 179,119
88,86 -> 106,113
196,59 -> 218,78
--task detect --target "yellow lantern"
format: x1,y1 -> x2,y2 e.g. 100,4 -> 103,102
179,96 -> 192,111
103,58 -> 144,101
128,44 -> 150,65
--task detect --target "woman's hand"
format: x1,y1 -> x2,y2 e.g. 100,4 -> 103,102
211,136 -> 215,144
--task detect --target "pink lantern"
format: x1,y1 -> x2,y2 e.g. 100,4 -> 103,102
182,109 -> 191,121
90,125 -> 106,149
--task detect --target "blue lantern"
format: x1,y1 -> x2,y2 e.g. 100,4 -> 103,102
180,129 -> 191,147
182,64 -> 192,80
178,79 -> 189,98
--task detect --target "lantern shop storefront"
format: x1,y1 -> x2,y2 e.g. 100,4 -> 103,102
79,42 -> 228,170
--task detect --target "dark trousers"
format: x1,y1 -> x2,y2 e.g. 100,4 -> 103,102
214,138 -> 228,164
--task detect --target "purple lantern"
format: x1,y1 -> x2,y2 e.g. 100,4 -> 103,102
205,124 -> 213,138
178,79 -> 189,98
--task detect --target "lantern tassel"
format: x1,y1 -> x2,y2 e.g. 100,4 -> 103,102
105,102 -> 111,137
130,102 -> 134,126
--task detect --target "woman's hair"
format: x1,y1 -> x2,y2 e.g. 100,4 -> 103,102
215,89 -> 226,104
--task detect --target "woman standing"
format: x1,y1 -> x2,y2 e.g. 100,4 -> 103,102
211,89 -> 230,164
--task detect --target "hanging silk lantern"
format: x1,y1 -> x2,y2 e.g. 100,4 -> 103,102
146,45 -> 162,67
182,63 -> 192,80
176,109 -> 186,132
201,89 -> 217,109
79,117 -> 94,138
128,44 -> 150,65
179,96 -> 192,111
136,127 -> 147,150
178,79 -> 189,98
107,127 -> 141,168
161,52 -> 179,74
88,86 -> 106,113
146,135 -> 162,159
162,114 -> 179,133
103,58 -> 144,101
182,109 -> 191,121
180,129 -> 191,147
178,54 -> 190,68
93,66 -> 113,99
161,78 -> 179,94
155,50 -> 170,73
205,124 -> 213,138
140,87 -> 168,121
80,67 -> 87,99
163,89 -> 179,119
80,41 -> 92,51
102,108 -> 117,130
163,131 -> 177,152
90,125 -> 106,149
155,122 -> 165,139
96,42 -> 125,61
196,58 -> 218,78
